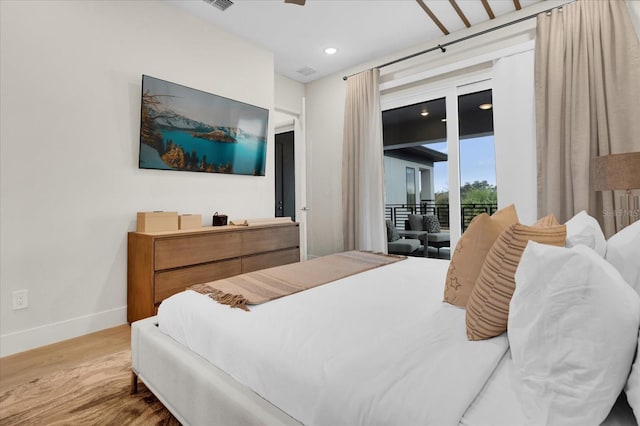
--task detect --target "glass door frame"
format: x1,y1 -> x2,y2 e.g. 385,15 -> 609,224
381,68 -> 493,251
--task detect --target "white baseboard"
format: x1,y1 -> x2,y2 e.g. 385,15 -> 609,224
0,306 -> 127,357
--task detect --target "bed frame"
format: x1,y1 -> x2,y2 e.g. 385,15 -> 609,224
130,316 -> 301,426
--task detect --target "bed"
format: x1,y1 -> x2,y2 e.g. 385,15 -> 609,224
131,248 -> 640,425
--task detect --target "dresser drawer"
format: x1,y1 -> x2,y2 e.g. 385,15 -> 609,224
128,222 -> 300,323
241,225 -> 299,256
242,247 -> 300,273
155,232 -> 241,270
154,258 -> 241,304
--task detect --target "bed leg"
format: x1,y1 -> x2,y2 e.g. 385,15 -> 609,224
130,371 -> 138,394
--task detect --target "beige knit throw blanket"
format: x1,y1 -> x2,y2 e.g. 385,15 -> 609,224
189,250 -> 406,311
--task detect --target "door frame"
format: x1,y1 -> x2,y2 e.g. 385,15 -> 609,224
274,99 -> 308,260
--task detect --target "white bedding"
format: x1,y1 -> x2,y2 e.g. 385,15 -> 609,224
158,256 -> 509,425
460,350 -> 522,426
461,350 -> 638,426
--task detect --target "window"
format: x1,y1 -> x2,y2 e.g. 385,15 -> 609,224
406,167 -> 416,204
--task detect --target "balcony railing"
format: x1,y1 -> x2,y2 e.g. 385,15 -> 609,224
385,201 -> 498,231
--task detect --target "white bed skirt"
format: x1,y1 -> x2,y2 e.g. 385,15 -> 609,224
131,316 -> 301,426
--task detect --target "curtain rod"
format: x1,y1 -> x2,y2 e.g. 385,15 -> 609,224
342,0 -> 575,81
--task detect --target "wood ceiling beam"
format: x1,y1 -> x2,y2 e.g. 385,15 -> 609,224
416,0 -> 449,35
449,0 -> 471,28
481,0 -> 496,19
513,0 -> 522,10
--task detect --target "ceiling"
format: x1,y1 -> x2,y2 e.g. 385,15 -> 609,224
383,89 -> 494,147
167,0 -> 545,83
383,90 -> 494,163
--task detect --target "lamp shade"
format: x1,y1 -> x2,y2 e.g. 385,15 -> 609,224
592,152 -> 640,191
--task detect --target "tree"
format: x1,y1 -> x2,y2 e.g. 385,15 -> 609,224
460,180 -> 497,204
435,191 -> 449,204
140,94 -> 164,154
433,181 -> 497,206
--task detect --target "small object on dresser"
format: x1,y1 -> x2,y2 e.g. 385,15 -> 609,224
136,211 -> 179,233
212,212 -> 228,226
230,217 -> 293,226
179,214 -> 202,230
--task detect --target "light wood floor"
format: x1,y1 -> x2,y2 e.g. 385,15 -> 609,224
0,324 -> 131,393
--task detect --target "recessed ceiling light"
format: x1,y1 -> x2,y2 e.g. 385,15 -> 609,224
441,118 -> 447,122
420,110 -> 429,117
479,103 -> 493,110
324,47 -> 337,55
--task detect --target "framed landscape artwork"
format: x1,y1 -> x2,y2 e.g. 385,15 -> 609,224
139,75 -> 269,176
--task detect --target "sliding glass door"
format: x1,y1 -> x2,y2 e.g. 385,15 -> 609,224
382,73 -> 495,256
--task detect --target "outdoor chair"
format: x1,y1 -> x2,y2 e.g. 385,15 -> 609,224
405,214 -> 450,257
386,220 -> 422,256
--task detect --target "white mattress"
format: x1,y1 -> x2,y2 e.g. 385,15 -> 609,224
158,256 -> 509,425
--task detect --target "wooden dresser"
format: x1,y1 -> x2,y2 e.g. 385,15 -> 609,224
127,222 -> 300,322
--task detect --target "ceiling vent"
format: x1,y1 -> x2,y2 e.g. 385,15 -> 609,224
296,66 -> 317,77
203,0 -> 234,12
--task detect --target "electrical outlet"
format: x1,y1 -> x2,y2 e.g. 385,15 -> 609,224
12,289 -> 28,310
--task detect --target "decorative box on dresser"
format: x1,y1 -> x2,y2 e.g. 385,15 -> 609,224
127,222 -> 300,323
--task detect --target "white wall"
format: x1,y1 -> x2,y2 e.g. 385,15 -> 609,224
304,75 -> 347,257
274,74 -> 304,132
493,50 -> 537,225
0,0 -> 275,356
274,74 -> 305,119
383,157 -> 433,205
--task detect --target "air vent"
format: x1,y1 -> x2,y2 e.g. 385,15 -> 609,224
203,0 -> 234,11
296,66 -> 316,77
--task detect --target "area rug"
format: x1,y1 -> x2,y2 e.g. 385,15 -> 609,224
0,350 -> 178,425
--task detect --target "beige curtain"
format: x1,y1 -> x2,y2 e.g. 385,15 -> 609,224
535,0 -> 640,237
342,69 -> 387,252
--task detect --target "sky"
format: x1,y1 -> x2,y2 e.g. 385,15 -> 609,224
428,135 -> 496,194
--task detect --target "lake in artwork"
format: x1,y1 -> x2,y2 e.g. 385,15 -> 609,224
138,75 -> 269,176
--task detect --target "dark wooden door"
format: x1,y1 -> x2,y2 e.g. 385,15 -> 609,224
275,131 -> 295,219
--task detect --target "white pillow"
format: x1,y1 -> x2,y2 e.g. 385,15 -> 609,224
605,220 -> 640,295
509,242 -> 640,426
625,332 -> 640,421
565,210 -> 606,257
